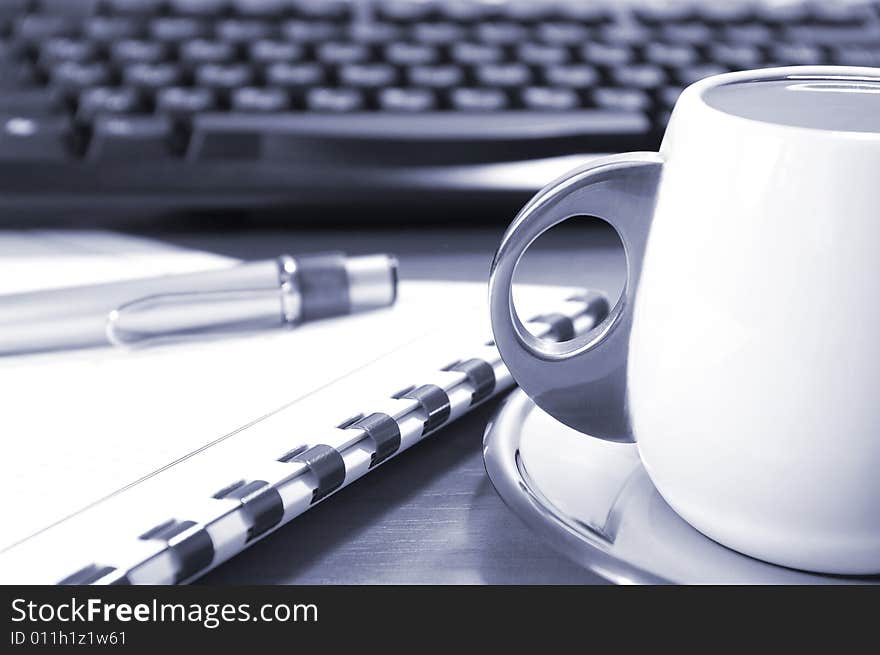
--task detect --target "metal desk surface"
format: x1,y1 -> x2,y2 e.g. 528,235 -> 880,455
153,224 -> 625,584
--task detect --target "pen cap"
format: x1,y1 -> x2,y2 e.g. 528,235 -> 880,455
294,253 -> 397,321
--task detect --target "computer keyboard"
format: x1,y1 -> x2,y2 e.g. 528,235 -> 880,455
1,0 -> 879,216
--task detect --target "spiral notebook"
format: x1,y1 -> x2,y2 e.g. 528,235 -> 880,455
0,231 -> 605,585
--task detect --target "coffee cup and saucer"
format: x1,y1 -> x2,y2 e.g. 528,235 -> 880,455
485,67 -> 880,583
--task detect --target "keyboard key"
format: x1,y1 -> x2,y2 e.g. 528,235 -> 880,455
379,0 -> 434,22
502,0 -> 556,22
306,87 -> 364,112
316,41 -> 369,64
377,87 -> 436,112
521,86 -> 579,111
451,42 -> 503,65
643,42 -> 698,67
249,39 -> 303,63
169,0 -> 228,15
0,114 -> 71,159
658,22 -> 715,44
559,3 -> 612,24
407,64 -> 463,88
756,2 -> 810,25
476,21 -> 529,44
51,61 -> 112,92
610,64 -> 666,89
88,114 -> 172,160
385,42 -> 438,66
708,43 -> 763,69
39,38 -> 99,66
106,0 -> 166,13
281,20 -> 339,43
338,63 -> 397,88
721,24 -> 773,45
476,63 -> 531,88
595,23 -> 652,45
633,3 -> 694,25
543,64 -> 598,89
110,39 -> 168,64
123,62 -> 182,89
449,87 -> 508,111
349,22 -> 400,43
810,3 -> 873,26
232,0 -> 286,17
831,45 -> 880,67
439,0 -> 493,22
517,42 -> 569,66
180,39 -> 236,65
771,42 -> 827,66
35,0 -> 97,17
581,42 -> 633,66
593,87 -> 651,112
186,111 -> 651,163
265,61 -> 324,87
150,17 -> 209,42
216,18 -> 273,43
535,21 -> 589,45
411,22 -> 465,45
77,86 -> 142,120
295,0 -> 350,21
155,86 -> 217,114
673,64 -> 728,86
783,25 -> 880,45
698,4 -> 754,25
658,86 -> 684,109
14,15 -> 76,42
230,86 -> 289,112
195,62 -> 254,89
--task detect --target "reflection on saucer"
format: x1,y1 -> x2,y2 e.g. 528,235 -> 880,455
484,389 -> 878,585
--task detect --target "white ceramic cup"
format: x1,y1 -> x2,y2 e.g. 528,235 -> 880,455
489,67 -> 880,574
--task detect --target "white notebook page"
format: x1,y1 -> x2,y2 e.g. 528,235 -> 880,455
0,232 -> 578,583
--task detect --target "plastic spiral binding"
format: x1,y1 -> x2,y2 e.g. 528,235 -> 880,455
57,292 -> 608,585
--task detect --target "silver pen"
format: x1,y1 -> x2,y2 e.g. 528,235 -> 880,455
0,252 -> 398,355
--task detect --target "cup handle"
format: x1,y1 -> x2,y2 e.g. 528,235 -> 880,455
489,152 -> 664,442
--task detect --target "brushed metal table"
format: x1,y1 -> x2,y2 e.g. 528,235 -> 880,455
150,223 -> 624,584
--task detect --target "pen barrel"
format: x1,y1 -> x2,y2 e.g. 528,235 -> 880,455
0,260 -> 282,354
107,288 -> 286,347
0,253 -> 398,355
344,254 -> 399,313
0,259 -> 281,324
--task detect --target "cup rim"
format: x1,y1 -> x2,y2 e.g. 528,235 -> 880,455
685,65 -> 880,138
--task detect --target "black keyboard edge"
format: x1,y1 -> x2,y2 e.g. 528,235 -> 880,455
0,0 -> 879,218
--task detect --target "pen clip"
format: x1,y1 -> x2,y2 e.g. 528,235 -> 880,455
106,288 -> 287,348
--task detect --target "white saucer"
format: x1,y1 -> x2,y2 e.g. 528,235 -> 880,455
483,389 -> 879,584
